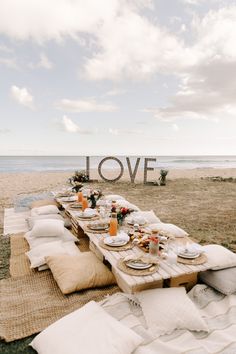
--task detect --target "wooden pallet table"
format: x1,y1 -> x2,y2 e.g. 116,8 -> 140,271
56,197 -> 212,294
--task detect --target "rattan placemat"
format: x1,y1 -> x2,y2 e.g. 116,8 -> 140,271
76,216 -> 99,221
117,259 -> 158,276
99,239 -> 134,251
85,227 -> 109,234
177,253 -> 207,265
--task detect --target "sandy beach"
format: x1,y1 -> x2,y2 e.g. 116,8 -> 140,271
0,168 -> 236,251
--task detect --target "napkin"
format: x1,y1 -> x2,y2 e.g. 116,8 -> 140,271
124,254 -> 159,265
105,232 -> 130,243
83,208 -> 97,217
177,243 -> 203,255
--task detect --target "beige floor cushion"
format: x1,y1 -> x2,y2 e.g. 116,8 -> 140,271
46,252 -> 116,294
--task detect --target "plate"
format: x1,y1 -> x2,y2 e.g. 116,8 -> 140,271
69,203 -> 82,209
104,238 -> 128,247
61,197 -> 77,202
88,224 -> 109,231
127,221 -> 146,226
178,252 -> 200,259
77,214 -> 97,219
126,261 -> 152,270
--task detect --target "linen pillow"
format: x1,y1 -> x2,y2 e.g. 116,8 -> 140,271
46,252 -> 116,294
104,194 -> 125,201
26,241 -> 79,268
199,267 -> 236,295
30,301 -> 143,354
30,219 -> 65,238
30,199 -> 58,209
31,205 -> 60,217
136,287 -> 208,335
116,200 -> 140,211
148,222 -> 188,237
133,211 -> 160,224
26,214 -> 65,230
202,244 -> 236,270
24,228 -> 78,249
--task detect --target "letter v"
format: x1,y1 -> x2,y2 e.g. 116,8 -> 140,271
126,157 -> 140,183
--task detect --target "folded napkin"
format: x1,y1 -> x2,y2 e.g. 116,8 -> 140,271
105,232 -> 130,243
124,254 -> 159,265
177,243 -> 203,255
61,196 -> 77,202
83,208 -> 97,217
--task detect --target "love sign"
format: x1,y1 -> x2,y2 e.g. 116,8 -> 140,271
85,156 -> 157,184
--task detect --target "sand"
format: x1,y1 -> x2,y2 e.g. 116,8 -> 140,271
0,168 -> 236,251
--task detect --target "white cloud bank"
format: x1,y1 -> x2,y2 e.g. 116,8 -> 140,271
1,0 -> 236,125
144,5 -> 236,121
29,53 -> 53,70
10,85 -> 34,109
61,115 -> 92,134
57,99 -> 117,112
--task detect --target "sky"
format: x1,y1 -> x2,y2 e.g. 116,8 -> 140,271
0,0 -> 236,156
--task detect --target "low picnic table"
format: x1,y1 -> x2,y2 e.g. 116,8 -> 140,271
55,195 -> 212,294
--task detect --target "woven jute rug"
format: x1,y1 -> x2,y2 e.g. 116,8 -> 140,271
0,271 -> 119,342
10,233 -> 90,277
10,233 -> 36,278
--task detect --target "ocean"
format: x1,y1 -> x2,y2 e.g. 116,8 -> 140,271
0,156 -> 236,173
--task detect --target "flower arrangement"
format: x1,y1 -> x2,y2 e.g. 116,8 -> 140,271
88,189 -> 103,209
68,170 -> 90,192
111,205 -> 132,225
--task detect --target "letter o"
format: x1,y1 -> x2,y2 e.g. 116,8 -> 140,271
98,157 -> 124,182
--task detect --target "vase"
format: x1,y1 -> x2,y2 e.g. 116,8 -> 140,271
149,240 -> 159,256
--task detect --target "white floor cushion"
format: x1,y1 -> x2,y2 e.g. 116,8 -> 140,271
30,219 -> 65,238
24,228 -> 78,249
26,240 -> 80,268
26,214 -> 65,230
30,301 -> 143,354
136,287 -> 208,336
199,267 -> 236,295
31,205 -> 60,217
202,244 -> 236,270
148,222 -> 188,237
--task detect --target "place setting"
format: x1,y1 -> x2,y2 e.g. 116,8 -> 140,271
67,202 -> 82,210
85,220 -> 109,234
117,254 -> 159,276
76,208 -> 99,221
99,231 -> 134,251
176,243 -> 207,265
59,195 -> 77,203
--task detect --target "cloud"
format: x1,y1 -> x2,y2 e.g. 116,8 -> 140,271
172,123 -> 179,131
57,98 -> 117,112
0,0 -> 122,42
106,88 -> 126,96
0,56 -> 18,69
61,115 -> 93,134
144,5 -> 236,122
10,85 -> 34,109
108,127 -> 142,135
29,53 -> 53,69
0,128 -> 10,134
0,0 -> 184,81
0,44 -> 13,53
84,10 -> 183,81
